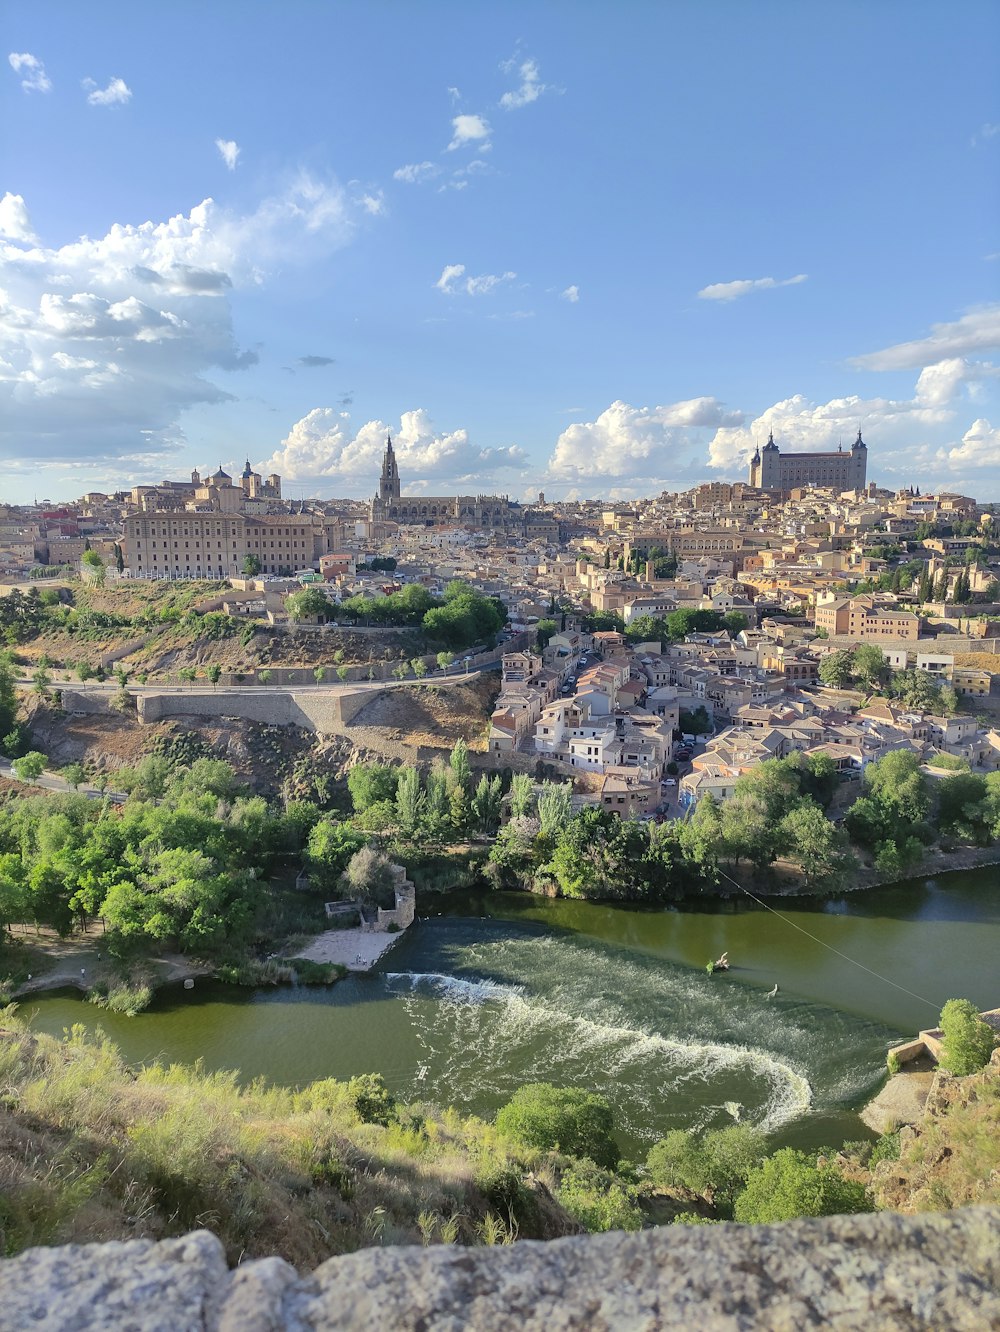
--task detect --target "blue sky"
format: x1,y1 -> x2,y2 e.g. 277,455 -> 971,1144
2,1 -> 999,504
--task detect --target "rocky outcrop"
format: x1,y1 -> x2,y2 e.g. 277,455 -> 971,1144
2,1208 -> 998,1331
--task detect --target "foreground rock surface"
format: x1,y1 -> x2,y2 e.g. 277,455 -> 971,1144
1,1208 -> 998,1331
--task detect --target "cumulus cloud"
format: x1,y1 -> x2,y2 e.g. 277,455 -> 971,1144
447,113 -> 491,151
561,284 -> 580,303
500,56 -> 548,110
941,418 -> 1000,467
0,193 -> 38,244
914,357 -> 1000,408
393,161 -> 440,184
852,304 -> 1000,370
84,76 -> 132,106
215,139 -> 240,171
260,407 -> 526,491
435,263 -> 515,296
0,175 -> 379,465
8,51 -> 51,93
697,274 -> 808,302
548,398 -> 744,484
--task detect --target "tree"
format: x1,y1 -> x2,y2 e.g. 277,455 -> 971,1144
509,772 -> 535,819
647,1125 -> 766,1212
341,846 -> 398,906
863,749 -> 930,824
734,1148 -> 872,1224
496,1083 -> 619,1168
242,554 -> 262,576
0,651 -> 18,739
61,762 -> 86,790
938,998 -> 996,1075
76,661 -> 95,682
411,657 -> 428,678
206,663 -> 222,688
471,774 -> 503,835
82,549 -> 105,585
537,782 -> 573,839
12,751 -> 46,781
535,618 -> 557,649
285,587 -> 333,622
678,706 -> 712,736
722,612 -> 748,637
257,669 -> 272,685
818,649 -> 855,689
113,543 -> 125,574
395,765 -> 426,837
450,738 -> 471,792
436,651 -> 452,672
851,644 -> 887,692
307,820 -> 367,890
31,665 -> 51,697
781,801 -> 851,886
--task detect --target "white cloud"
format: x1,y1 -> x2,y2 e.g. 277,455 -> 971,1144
561,284 -> 580,303
548,398 -> 744,482
500,57 -> 548,110
0,176 -> 380,465
215,139 -> 240,171
261,407 -> 526,490
393,161 -> 440,184
447,86 -> 462,103
940,418 -> 1000,468
0,193 -> 38,245
434,263 -> 515,296
357,191 -> 386,216
84,76 -> 132,107
971,123 -> 1000,147
852,304 -> 1000,371
697,274 -> 808,302
447,113 -> 491,152
914,357 -> 1000,408
8,51 -> 51,93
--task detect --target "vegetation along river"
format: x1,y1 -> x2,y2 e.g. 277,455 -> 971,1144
23,868 -> 1000,1159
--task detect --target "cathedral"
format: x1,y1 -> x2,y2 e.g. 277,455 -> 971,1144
749,429 -> 867,492
370,435 -> 517,529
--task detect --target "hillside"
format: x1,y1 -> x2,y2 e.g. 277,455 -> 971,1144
0,1018 -> 581,1266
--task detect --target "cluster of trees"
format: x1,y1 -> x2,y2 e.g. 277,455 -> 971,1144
485,753 -> 852,900
335,580 -> 506,651
305,745 -> 504,891
626,608 -> 748,646
819,647 -> 960,714
0,758 -> 316,954
844,750 -> 931,876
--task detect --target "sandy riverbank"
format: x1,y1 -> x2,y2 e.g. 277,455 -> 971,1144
292,927 -> 407,972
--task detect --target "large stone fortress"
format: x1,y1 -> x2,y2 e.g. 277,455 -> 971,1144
749,429 -> 867,492
370,435 -> 516,529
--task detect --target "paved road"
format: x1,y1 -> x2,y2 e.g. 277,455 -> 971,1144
0,757 -> 127,802
16,664 -> 500,695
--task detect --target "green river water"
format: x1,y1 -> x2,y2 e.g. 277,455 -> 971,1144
22,868 -> 1000,1159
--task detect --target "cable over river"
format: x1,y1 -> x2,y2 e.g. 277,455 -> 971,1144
23,868 -> 1000,1158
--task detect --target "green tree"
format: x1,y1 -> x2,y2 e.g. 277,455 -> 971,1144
537,782 -> 573,838
205,663 -> 222,687
496,1083 -> 619,1168
75,661 -> 95,682
12,751 -> 46,781
242,554 -> 262,576
647,1125 -> 767,1212
31,665 -> 51,697
535,618 -> 557,649
450,737 -> 471,792
285,587 -> 333,622
734,1148 -> 872,1224
257,669 -> 272,685
471,774 -> 503,835
341,846 -> 398,906
307,820 -> 367,890
411,657 -> 428,678
722,612 -> 748,637
0,651 -> 18,739
61,762 -> 86,790
938,998 -> 996,1075
851,644 -> 887,692
313,666 -> 326,683
509,772 -> 535,819
781,801 -> 851,886
395,765 -> 426,837
436,651 -> 452,671
818,649 -> 855,689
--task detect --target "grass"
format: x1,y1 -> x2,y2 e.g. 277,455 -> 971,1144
0,1017 -> 582,1265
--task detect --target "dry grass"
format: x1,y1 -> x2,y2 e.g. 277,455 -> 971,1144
0,1017 -> 575,1266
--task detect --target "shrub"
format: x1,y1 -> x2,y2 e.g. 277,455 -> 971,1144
733,1148 -> 872,1224
496,1083 -> 619,1169
646,1124 -> 766,1212
555,1159 -> 642,1232
347,1073 -> 397,1126
939,998 -> 996,1075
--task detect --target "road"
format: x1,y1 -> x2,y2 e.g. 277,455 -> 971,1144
0,757 -> 127,802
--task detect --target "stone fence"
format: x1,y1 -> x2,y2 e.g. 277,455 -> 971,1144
1,1209 -> 997,1329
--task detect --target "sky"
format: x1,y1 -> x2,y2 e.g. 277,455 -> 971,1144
2,0 -> 999,505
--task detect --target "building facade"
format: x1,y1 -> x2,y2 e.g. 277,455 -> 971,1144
750,430 -> 867,491
370,435 -> 517,529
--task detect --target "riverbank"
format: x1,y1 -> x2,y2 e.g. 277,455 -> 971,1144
4,933 -> 212,1001
291,926 -> 406,972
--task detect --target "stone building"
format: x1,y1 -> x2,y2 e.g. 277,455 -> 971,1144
370,435 -> 517,530
749,429 -> 867,492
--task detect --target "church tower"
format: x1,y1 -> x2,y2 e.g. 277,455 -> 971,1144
379,434 -> 401,502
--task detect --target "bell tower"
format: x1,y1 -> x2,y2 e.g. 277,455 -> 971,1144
379,434 -> 401,501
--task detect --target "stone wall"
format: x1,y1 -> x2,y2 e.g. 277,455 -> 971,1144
1,1208 -> 997,1330
134,687 -> 373,734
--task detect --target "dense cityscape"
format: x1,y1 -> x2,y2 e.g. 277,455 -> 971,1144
2,1 -> 999,1326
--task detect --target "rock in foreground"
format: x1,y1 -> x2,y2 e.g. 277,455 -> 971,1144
1,1208 -> 998,1331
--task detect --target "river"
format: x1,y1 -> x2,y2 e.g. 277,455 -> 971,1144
21,868 -> 1000,1160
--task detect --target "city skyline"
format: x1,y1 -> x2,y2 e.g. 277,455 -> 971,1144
2,1 -> 999,505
